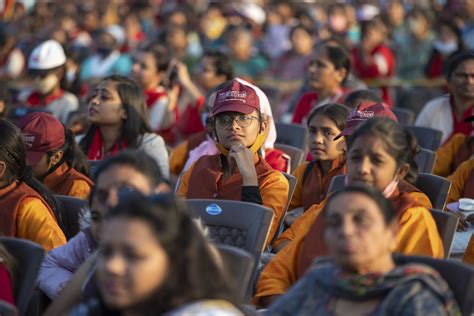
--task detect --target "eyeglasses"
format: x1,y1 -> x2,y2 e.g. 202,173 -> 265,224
452,72 -> 474,80
96,185 -> 139,205
215,114 -> 260,129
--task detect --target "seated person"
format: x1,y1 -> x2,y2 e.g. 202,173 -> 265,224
289,103 -> 350,212
177,79 -> 289,244
78,75 -> 169,179
69,194 -> 242,315
0,243 -> 15,305
255,117 -> 443,307
434,115 -> 473,177
17,112 -> 92,200
177,78 -> 286,176
38,151 -> 168,299
415,51 -> 474,144
267,186 -> 459,316
292,43 -> 350,124
446,158 -> 474,233
0,119 -> 66,251
21,40 -> 79,124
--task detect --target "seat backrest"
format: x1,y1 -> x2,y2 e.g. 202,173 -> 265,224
416,173 -> 451,210
274,143 -> 305,174
216,244 -> 255,302
429,209 -> 459,258
0,237 -> 45,315
405,126 -> 443,151
186,199 -> 274,263
55,195 -> 88,240
392,107 -> 415,125
415,148 -> 436,174
270,173 -> 298,245
87,160 -> 101,177
275,123 -> 308,150
327,175 -> 345,194
394,255 -> 474,315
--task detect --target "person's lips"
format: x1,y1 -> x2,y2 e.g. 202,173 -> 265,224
102,278 -> 125,296
89,107 -> 99,116
338,242 -> 358,255
227,133 -> 244,140
311,147 -> 326,155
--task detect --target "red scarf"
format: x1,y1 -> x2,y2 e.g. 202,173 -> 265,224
87,129 -> 128,160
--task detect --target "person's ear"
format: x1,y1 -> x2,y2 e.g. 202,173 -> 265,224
336,138 -> 346,153
0,161 -> 6,178
50,150 -> 64,166
397,163 -> 410,181
259,116 -> 268,134
120,107 -> 128,120
154,183 -> 170,193
335,67 -> 348,84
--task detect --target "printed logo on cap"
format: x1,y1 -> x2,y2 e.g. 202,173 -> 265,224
23,134 -> 36,148
217,90 -> 248,103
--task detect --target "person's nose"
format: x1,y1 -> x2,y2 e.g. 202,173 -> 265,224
357,156 -> 371,176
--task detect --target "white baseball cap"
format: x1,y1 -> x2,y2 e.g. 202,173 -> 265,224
28,39 -> 66,70
105,24 -> 126,46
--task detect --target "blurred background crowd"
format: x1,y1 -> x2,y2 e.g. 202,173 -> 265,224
0,0 -> 472,142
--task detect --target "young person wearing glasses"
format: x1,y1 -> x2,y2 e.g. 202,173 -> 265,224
177,79 -> 289,245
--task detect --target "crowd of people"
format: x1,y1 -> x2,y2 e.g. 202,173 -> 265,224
0,0 -> 473,315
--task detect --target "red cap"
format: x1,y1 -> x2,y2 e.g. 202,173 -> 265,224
17,112 -> 65,165
212,79 -> 261,116
335,102 -> 398,139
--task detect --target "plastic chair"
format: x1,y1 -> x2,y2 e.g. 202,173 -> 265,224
55,195 -> 88,240
392,107 -> 415,125
274,144 -> 305,174
394,255 -> 474,315
0,237 -> 45,315
186,200 -> 274,264
415,148 -> 436,174
216,244 -> 255,302
405,126 -> 443,151
328,173 -> 451,210
416,173 -> 451,210
275,123 -> 308,151
87,160 -> 101,177
429,209 -> 459,258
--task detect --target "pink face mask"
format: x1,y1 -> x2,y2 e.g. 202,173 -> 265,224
344,174 -> 399,198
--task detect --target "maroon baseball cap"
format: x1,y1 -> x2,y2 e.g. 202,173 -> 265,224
17,112 -> 65,165
335,102 -> 398,140
212,79 -> 261,116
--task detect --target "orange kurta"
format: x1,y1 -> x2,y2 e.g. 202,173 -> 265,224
255,185 -> 443,305
434,133 -> 473,177
43,162 -> 93,200
289,157 -> 345,211
446,158 -> 474,204
0,181 -> 66,251
178,154 -> 289,245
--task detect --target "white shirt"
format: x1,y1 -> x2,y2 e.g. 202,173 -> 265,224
415,94 -> 453,144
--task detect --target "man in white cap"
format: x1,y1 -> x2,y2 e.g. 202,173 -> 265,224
79,24 -> 132,82
22,39 -> 79,124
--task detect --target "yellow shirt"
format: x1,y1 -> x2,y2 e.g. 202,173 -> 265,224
68,179 -> 92,201
446,158 -> 474,204
434,133 -> 466,177
16,197 -> 67,251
